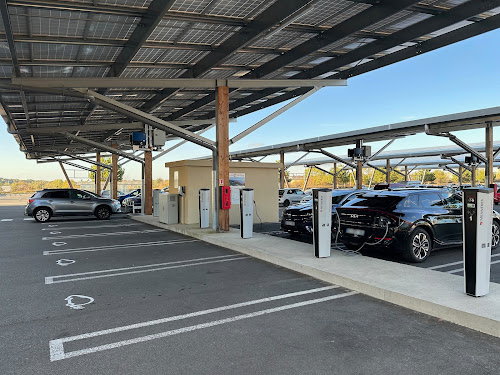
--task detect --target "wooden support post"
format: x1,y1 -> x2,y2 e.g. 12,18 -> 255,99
459,166 -> 463,186
280,151 -> 285,189
386,159 -> 390,184
216,86 -> 230,231
486,122 -> 493,186
144,151 -> 153,215
404,165 -> 408,182
58,161 -> 73,188
112,144 -> 118,199
333,162 -> 337,189
95,151 -> 101,194
356,160 -> 363,189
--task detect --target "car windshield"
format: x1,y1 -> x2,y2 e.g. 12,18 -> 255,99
332,193 -> 350,205
345,194 -> 405,209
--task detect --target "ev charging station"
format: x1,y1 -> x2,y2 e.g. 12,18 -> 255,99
313,188 -> 332,258
199,189 -> 210,228
240,188 -> 254,239
463,187 -> 493,297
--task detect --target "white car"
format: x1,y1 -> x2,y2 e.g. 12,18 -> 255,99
279,188 -> 306,207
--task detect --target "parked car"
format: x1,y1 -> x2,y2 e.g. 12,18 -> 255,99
122,195 -> 142,213
25,188 -> 122,222
279,188 -> 306,207
101,190 -> 125,198
281,189 -> 366,235
336,189 -> 500,263
118,188 -> 141,203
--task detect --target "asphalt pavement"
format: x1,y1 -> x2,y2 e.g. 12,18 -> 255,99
1,205 -> 499,374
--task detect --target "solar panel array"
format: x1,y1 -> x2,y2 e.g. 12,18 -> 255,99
0,0 -> 498,157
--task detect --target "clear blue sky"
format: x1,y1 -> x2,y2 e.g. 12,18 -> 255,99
1,27 -> 500,181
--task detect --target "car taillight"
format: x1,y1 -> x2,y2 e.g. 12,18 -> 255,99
28,198 -> 34,204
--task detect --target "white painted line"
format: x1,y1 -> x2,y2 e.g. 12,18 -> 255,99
42,228 -> 164,240
49,286 -> 351,361
428,252 -> 500,271
50,231 -> 61,234
45,255 -> 247,284
42,223 -> 140,231
447,259 -> 500,274
56,259 -> 76,266
43,239 -> 198,255
48,224 -> 58,227
1,219 -> 13,221
52,242 -> 67,247
23,218 -> 34,221
65,295 -> 94,310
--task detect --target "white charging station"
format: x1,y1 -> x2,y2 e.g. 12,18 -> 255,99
153,189 -> 161,217
313,188 -> 332,258
463,187 -> 493,297
159,193 -> 178,225
199,189 -> 210,228
240,188 -> 254,239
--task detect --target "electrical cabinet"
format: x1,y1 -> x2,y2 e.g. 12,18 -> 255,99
463,188 -> 493,297
220,186 -> 231,209
153,189 -> 161,217
159,193 -> 178,225
313,189 -> 332,258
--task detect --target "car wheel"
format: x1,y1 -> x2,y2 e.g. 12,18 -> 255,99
283,199 -> 290,207
33,208 -> 51,223
403,227 -> 432,263
492,220 -> 500,249
95,206 -> 111,220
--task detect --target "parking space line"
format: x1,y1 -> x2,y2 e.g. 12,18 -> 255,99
42,223 -> 141,231
1,219 -> 13,221
23,218 -> 34,221
42,228 -> 164,240
447,259 -> 500,274
43,239 -> 198,255
45,255 -> 248,284
428,252 -> 500,271
49,286 -> 352,361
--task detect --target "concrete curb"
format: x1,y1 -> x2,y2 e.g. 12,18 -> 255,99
131,215 -> 500,337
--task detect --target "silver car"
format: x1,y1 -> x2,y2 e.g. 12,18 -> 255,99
25,189 -> 121,222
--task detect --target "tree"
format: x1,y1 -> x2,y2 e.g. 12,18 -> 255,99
89,157 -> 125,183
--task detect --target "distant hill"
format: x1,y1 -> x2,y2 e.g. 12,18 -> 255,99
0,178 -> 19,185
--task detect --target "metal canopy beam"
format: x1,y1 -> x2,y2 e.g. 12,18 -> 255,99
427,128 -> 487,164
441,155 -> 472,172
140,0 -> 315,112
59,152 -> 112,170
63,132 -> 145,164
77,89 -> 216,151
317,149 -> 356,169
13,122 -> 143,134
444,166 -> 460,177
227,3 -> 500,120
50,158 -> 95,174
9,78 -> 346,89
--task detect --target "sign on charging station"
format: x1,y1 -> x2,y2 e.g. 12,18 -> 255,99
240,188 -> 254,239
463,188 -> 493,297
313,189 -> 332,258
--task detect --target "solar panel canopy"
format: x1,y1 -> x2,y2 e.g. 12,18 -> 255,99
0,0 -> 499,159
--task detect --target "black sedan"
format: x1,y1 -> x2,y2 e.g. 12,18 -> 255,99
336,189 -> 500,263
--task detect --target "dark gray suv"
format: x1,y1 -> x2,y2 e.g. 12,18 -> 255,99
25,189 -> 122,222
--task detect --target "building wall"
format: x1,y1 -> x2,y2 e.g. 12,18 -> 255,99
166,160 -> 279,225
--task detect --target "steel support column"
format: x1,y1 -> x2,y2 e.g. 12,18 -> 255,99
471,165 -> 477,187
280,151 -> 285,189
459,166 -> 463,186
303,167 -> 312,191
386,159 -> 391,184
486,122 -> 494,186
356,140 -> 363,189
216,86 -> 229,231
333,162 -> 337,189
112,144 -> 118,200
96,152 -> 101,194
144,151 -> 152,215
405,165 -> 408,182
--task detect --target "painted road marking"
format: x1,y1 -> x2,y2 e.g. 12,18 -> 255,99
42,228 -> 164,240
65,295 -> 94,310
49,287 -> 354,361
23,218 -> 34,221
447,259 -> 500,274
50,231 -> 61,234
41,223 -> 141,231
45,255 -> 248,284
56,259 -> 76,266
428,252 -> 500,271
1,219 -> 13,221
52,242 -> 67,247
43,239 -> 198,255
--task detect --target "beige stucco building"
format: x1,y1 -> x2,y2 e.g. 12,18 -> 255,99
165,160 -> 279,226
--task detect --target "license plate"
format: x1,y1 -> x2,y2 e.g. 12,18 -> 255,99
285,220 -> 295,226
346,228 -> 365,236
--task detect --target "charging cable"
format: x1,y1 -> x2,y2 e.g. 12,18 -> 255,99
253,200 -> 263,230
